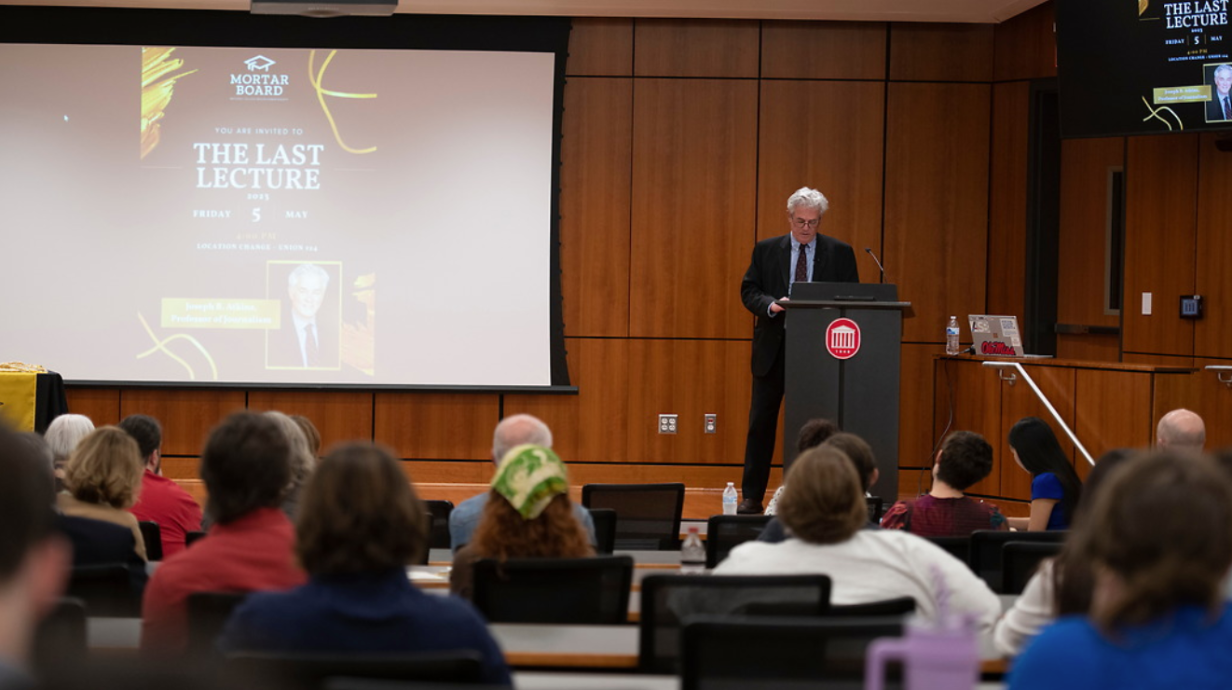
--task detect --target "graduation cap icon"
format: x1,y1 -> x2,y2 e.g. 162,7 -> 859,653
244,55 -> 276,71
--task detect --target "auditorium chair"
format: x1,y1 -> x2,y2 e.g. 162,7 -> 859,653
225,650 -> 486,690
581,483 -> 685,551
470,556 -> 632,624
704,514 -> 772,568
32,598 -> 86,674
923,535 -> 971,566
969,529 -> 1067,593
187,591 -> 250,658
680,616 -> 905,690
1001,541 -> 1063,595
67,564 -> 141,617
138,521 -> 163,562
423,500 -> 454,551
586,508 -> 617,555
638,574 -> 832,673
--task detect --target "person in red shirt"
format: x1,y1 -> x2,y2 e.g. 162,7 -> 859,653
119,415 -> 203,559
141,412 -> 306,657
880,431 -> 1007,537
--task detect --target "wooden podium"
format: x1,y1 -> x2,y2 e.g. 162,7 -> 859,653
779,283 -> 910,501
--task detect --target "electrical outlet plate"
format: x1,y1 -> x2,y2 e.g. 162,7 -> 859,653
704,414 -> 717,434
658,414 -> 678,434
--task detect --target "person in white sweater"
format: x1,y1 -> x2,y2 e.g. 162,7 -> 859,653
714,445 -> 1001,631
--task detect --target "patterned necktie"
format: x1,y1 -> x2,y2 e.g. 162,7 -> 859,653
1224,96 -> 1230,120
794,244 -> 809,284
304,324 -> 319,367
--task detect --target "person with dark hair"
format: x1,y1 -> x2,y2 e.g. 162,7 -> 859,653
715,446 -> 1000,629
763,418 -> 838,516
450,445 -> 593,600
880,431 -> 1006,536
758,429 -> 877,545
218,443 -> 511,685
120,414 -> 202,559
1008,452 -> 1232,688
0,422 -> 71,683
141,412 -> 306,657
995,448 -> 1135,656
1006,417 -> 1082,531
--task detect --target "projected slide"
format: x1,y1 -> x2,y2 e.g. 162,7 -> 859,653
1058,0 -> 1232,136
0,43 -> 555,386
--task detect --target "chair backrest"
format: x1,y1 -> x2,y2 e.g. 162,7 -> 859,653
587,508 -> 617,555
470,556 -> 633,624
225,651 -> 486,690
33,598 -> 87,674
581,483 -> 685,550
1001,541 -> 1063,595
704,514 -> 772,569
138,521 -> 163,562
68,564 -> 141,617
187,591 -> 250,657
185,531 -> 207,548
680,616 -> 904,690
969,529 -> 1067,593
923,535 -> 971,566
638,574 -> 832,674
423,501 -> 454,552
828,596 -> 916,617
866,496 -> 885,523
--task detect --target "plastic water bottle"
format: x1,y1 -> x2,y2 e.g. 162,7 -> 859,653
680,527 -> 705,574
722,482 -> 738,515
945,316 -> 961,356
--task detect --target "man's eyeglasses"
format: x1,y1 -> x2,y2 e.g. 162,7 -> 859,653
791,217 -> 819,229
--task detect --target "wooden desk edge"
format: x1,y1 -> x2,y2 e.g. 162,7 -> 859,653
504,652 -> 639,669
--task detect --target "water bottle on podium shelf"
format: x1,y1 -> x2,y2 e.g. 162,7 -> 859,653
722,482 -> 738,515
681,526 -> 705,574
945,316 -> 961,356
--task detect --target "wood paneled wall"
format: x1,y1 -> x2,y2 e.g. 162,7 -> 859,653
70,8 -> 1169,507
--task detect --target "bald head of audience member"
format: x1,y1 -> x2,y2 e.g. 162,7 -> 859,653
0,423 -> 70,673
1156,408 -> 1205,452
491,414 -> 553,465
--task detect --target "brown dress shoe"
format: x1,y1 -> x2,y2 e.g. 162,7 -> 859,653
736,499 -> 764,515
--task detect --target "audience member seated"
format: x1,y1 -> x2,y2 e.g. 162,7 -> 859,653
1155,408 -> 1205,453
881,431 -> 1006,536
265,411 -> 316,523
44,413 -> 94,492
451,444 -> 594,600
995,448 -> 1133,656
57,427 -> 148,561
764,418 -> 837,516
1005,417 -> 1082,531
759,431 -> 878,544
119,415 -> 203,559
290,414 -> 321,459
1009,451 -> 1232,689
449,414 -> 594,552
714,446 -> 1001,630
142,412 -> 306,657
218,443 -> 511,685
0,422 -> 71,685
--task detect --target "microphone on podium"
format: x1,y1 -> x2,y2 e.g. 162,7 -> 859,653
864,247 -> 886,284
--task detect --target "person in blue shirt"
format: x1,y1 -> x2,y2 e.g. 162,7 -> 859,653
1010,451 -> 1232,690
1006,417 -> 1082,531
218,442 -> 512,686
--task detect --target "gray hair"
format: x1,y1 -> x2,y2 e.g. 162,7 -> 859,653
44,414 -> 95,468
1157,408 -> 1206,451
264,410 -> 316,486
786,187 -> 830,217
1216,64 -> 1232,80
288,263 -> 330,290
492,414 -> 553,464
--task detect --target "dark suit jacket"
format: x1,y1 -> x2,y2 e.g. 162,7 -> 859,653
1208,93 -> 1231,121
741,233 -> 860,377
57,514 -> 149,594
268,312 -> 338,369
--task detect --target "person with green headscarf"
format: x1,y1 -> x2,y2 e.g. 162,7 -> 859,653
450,444 -> 594,599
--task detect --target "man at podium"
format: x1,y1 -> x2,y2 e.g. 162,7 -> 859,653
737,187 -> 859,513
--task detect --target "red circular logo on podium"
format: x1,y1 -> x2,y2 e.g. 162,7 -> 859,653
825,318 -> 861,360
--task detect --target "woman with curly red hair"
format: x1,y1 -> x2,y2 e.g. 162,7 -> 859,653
450,444 -> 593,599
